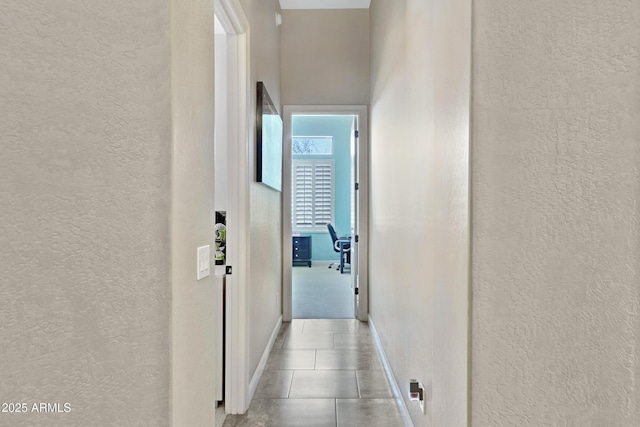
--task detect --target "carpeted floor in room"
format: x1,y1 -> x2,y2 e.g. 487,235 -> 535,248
292,261 -> 354,319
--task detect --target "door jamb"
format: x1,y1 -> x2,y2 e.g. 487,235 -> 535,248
214,0 -> 250,415
282,105 -> 369,322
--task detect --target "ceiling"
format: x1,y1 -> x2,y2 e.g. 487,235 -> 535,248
279,0 -> 370,9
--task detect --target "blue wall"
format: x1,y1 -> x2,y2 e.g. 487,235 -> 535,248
292,115 -> 353,260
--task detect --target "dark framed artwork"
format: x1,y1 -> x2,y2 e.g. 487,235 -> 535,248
256,82 -> 283,192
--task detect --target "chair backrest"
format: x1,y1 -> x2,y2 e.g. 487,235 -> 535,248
326,223 -> 340,253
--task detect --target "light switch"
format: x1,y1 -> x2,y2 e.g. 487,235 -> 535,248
197,245 -> 211,280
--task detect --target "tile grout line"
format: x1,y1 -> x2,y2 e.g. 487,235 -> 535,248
286,324 -> 293,399
287,369 -> 295,399
233,320 -> 404,426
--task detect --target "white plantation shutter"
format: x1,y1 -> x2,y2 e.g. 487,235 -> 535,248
314,164 -> 332,226
294,163 -> 313,227
292,160 -> 334,231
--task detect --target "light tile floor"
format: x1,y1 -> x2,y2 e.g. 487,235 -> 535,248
222,319 -> 405,427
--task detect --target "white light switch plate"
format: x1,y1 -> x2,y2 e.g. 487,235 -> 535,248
197,245 -> 211,280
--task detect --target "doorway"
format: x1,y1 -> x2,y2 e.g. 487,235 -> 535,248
282,106 -> 369,323
291,115 -> 355,319
213,0 -> 251,417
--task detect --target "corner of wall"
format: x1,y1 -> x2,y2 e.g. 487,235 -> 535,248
170,0 -> 217,424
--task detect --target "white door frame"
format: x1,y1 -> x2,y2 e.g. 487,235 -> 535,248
214,0 -> 251,415
282,105 -> 369,322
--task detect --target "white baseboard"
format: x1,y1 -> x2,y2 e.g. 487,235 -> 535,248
369,317 -> 414,427
248,315 -> 282,402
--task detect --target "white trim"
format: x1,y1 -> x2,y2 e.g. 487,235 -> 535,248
214,275 -> 225,401
216,0 -> 250,33
248,316 -> 283,401
369,317 -> 415,427
283,110 -> 293,321
282,105 -> 369,322
215,0 -> 251,415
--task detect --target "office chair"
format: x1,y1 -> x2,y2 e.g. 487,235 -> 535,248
327,223 -> 351,273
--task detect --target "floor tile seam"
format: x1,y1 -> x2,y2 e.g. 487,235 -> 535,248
306,368 -> 364,371
355,368 -> 362,398
290,347 -> 331,350
336,397 -> 398,400
251,397 -> 337,401
263,396 -> 349,401
291,368 -> 358,373
314,367 -> 385,371
289,394 -> 360,399
287,369 -> 295,398
293,369 -> 358,382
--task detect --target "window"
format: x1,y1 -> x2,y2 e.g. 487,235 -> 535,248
292,160 -> 334,232
292,136 -> 333,155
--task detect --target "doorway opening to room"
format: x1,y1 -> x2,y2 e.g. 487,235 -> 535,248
282,107 -> 369,322
213,0 -> 251,418
291,115 -> 355,319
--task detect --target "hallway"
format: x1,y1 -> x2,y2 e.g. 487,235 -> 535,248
4,0 -> 639,425
222,319 -> 405,427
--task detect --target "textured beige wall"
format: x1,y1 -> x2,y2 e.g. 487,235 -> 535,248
369,0 -> 470,426
0,1 -> 171,426
238,0 -> 284,380
472,0 -> 640,425
281,9 -> 369,105
171,0 -> 218,425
